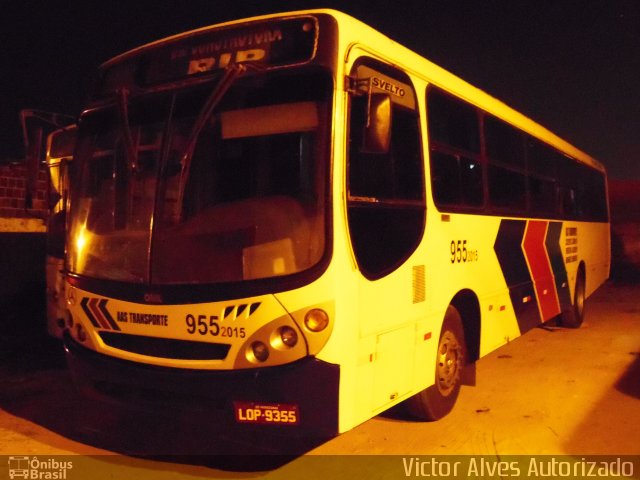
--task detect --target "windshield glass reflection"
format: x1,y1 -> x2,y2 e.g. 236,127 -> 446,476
68,70 -> 331,286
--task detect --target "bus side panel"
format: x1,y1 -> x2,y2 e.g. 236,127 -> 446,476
423,214 -> 520,360
562,221 -> 610,300
425,213 -> 610,363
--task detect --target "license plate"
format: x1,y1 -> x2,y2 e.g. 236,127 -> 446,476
234,401 -> 299,425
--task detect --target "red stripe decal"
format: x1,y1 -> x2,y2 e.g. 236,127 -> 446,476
522,221 -> 561,321
88,297 -> 110,329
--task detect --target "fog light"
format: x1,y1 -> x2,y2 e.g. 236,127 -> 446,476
251,341 -> 269,362
304,308 -> 329,332
76,324 -> 87,342
279,326 -> 298,347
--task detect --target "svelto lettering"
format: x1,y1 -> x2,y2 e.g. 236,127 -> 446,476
372,76 -> 405,97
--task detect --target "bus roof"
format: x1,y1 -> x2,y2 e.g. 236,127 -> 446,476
99,8 -> 604,173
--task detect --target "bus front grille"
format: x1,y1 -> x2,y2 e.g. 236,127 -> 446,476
98,331 -> 231,360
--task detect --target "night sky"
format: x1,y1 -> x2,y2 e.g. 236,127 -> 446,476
2,0 -> 639,179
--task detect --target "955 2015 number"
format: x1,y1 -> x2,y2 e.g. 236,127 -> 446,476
185,314 -> 246,338
450,240 -> 479,264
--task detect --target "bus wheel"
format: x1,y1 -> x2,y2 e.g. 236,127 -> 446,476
405,305 -> 465,421
561,267 -> 586,328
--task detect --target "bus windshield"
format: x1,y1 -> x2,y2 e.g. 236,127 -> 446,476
67,69 -> 331,285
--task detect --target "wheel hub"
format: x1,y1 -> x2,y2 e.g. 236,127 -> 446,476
436,330 -> 462,396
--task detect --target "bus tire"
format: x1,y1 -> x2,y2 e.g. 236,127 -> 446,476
405,305 -> 465,421
561,266 -> 586,328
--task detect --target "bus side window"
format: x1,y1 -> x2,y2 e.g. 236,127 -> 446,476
526,137 -> 558,217
484,115 -> 527,213
558,158 -> 608,222
426,86 -> 484,210
430,152 -> 483,207
428,87 -> 480,153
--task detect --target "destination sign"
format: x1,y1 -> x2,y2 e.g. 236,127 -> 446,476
96,17 -> 318,97
97,16 -> 318,97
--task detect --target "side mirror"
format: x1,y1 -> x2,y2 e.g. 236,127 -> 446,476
361,93 -> 392,154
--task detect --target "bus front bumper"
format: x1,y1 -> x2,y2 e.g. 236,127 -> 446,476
63,331 -> 339,441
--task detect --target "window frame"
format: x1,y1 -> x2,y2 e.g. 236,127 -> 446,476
346,57 -> 426,280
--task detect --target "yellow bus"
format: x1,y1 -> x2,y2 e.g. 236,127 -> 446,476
62,9 -> 610,439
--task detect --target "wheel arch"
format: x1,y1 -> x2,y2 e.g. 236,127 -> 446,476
573,259 -> 587,304
449,289 -> 481,364
577,260 -> 586,283
561,260 -> 587,328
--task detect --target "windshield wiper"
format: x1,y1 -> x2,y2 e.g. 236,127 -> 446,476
177,63 -> 247,212
116,87 -> 139,173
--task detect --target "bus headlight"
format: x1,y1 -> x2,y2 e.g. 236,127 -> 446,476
250,341 -> 270,362
235,316 -> 308,369
278,326 -> 298,347
304,308 -> 329,332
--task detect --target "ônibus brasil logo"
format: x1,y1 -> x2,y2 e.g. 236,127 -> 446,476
7,457 -> 73,479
